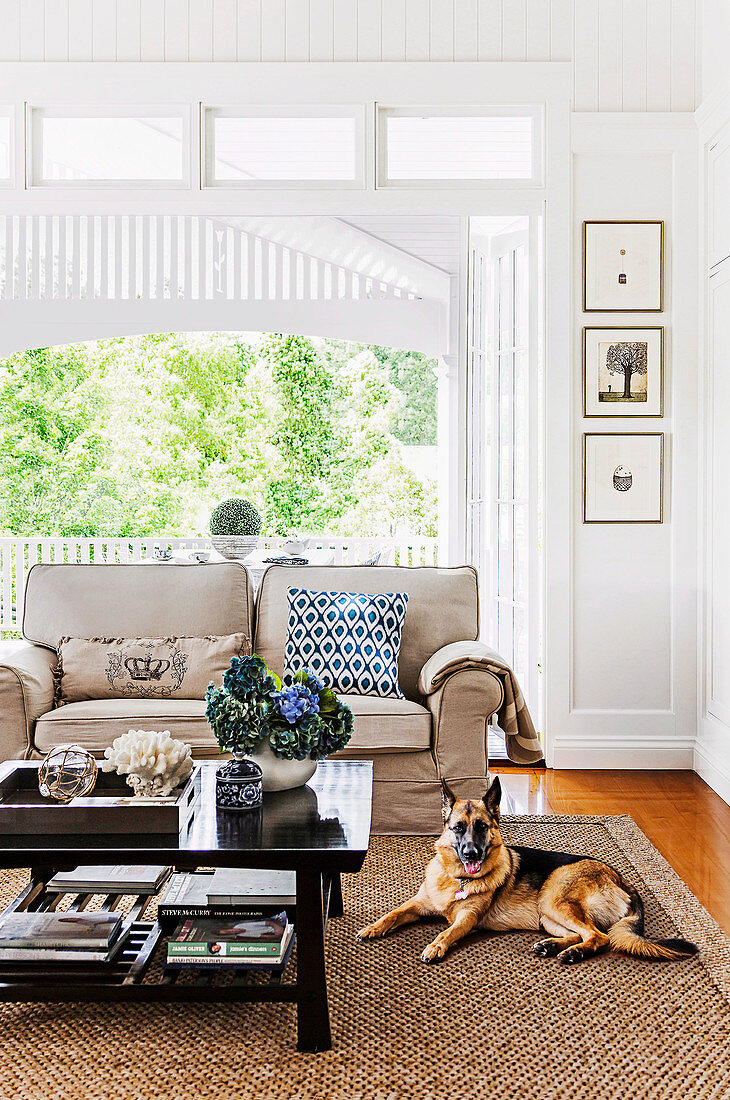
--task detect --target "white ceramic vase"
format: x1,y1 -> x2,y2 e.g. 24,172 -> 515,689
246,738 -> 318,792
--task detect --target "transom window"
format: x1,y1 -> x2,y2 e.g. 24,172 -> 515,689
203,107 -> 364,188
28,108 -> 188,187
377,107 -> 541,187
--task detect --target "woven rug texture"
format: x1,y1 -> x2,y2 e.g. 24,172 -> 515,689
1,815 -> 729,1100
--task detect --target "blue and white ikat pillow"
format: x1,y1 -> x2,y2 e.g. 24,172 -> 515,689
284,587 -> 409,699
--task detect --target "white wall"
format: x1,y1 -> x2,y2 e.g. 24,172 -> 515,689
573,0 -> 697,112
699,0 -> 730,104
547,114 -> 699,770
0,0 -> 699,111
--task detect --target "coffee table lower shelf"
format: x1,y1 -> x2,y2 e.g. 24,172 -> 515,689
0,869 -> 342,1052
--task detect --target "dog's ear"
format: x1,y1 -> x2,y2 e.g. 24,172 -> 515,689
441,780 -> 456,822
482,776 -> 502,817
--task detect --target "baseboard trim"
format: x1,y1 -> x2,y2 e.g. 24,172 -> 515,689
550,737 -> 695,770
693,743 -> 730,805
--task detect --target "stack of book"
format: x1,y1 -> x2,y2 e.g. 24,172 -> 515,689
160,868 -> 296,972
166,911 -> 294,972
46,864 -> 172,895
0,911 -> 125,963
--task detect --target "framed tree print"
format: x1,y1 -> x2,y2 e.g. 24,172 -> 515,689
583,221 -> 663,312
583,327 -> 663,417
583,433 -> 664,523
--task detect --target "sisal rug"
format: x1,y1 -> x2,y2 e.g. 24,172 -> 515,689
1,816 -> 729,1100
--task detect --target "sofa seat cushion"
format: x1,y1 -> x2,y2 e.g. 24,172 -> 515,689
34,699 -> 218,756
336,694 -> 431,754
33,694 -> 432,757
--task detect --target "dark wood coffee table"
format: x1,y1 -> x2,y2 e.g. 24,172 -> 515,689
0,759 -> 372,1052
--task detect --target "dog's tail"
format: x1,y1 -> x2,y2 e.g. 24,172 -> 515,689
608,886 -> 698,961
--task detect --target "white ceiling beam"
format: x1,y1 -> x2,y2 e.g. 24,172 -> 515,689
221,214 -> 452,302
0,298 -> 446,360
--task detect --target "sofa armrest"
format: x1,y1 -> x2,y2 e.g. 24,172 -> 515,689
418,640 -> 505,696
421,647 -> 504,791
0,643 -> 57,760
420,640 -> 542,769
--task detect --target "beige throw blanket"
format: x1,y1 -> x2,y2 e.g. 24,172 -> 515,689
418,641 -> 543,765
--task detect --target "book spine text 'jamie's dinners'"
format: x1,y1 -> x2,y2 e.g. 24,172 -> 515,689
167,941 -> 282,957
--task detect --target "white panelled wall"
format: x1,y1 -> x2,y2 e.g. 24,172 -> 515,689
0,0 -> 699,110
548,114 -> 699,771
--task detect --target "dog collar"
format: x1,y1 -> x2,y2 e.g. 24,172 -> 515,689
455,878 -> 470,900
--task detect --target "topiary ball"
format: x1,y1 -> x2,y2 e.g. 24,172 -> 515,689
209,498 -> 262,537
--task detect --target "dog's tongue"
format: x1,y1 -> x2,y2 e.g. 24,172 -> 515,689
463,860 -> 481,876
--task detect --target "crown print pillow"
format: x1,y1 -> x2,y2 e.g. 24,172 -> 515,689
55,634 -> 249,705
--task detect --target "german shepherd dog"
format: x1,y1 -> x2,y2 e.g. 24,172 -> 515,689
357,777 -> 698,965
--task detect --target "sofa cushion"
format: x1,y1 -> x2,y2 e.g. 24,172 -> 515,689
56,633 -> 248,704
332,694 -> 430,754
284,587 -> 408,699
255,564 -> 479,701
34,699 -> 218,755
33,694 -> 431,756
23,562 -> 254,652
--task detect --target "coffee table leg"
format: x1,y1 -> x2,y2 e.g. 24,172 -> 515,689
295,868 -> 332,1053
328,871 -> 343,919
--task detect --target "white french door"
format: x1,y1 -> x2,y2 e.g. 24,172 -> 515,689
466,217 -> 542,719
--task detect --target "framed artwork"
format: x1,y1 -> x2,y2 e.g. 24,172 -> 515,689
583,327 -> 663,417
583,433 -> 663,523
583,221 -> 663,312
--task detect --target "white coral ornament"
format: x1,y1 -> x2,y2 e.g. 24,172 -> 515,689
101,730 -> 194,797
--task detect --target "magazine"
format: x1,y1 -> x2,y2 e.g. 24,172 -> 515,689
0,911 -> 122,950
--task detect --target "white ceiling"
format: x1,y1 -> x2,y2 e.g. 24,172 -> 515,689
339,216 -> 463,276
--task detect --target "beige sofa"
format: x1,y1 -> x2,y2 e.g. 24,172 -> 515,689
0,561 -> 503,833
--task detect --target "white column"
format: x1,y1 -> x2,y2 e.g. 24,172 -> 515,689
438,351 -> 465,567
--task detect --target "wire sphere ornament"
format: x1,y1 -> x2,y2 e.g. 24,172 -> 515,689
38,744 -> 98,802
613,465 -> 633,492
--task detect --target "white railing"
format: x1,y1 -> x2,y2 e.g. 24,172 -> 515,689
0,535 -> 439,632
0,215 -> 420,304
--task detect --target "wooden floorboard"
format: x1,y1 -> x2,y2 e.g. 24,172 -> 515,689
493,767 -> 730,935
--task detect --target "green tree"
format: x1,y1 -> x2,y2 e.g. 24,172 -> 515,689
371,345 -> 438,446
261,333 -> 338,534
0,344 -> 109,536
0,331 -> 438,541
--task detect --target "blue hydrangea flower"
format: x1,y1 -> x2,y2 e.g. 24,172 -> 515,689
273,683 -> 320,726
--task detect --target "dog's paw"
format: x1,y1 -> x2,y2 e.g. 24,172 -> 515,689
532,939 -> 560,958
356,923 -> 382,942
420,941 -> 446,964
558,945 -> 586,965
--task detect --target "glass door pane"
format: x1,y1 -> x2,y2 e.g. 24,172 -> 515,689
467,217 -> 538,717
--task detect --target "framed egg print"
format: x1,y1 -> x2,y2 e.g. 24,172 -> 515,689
583,221 -> 663,312
583,327 -> 663,417
583,433 -> 664,523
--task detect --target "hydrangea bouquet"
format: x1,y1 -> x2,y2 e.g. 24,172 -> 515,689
206,656 -> 353,761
